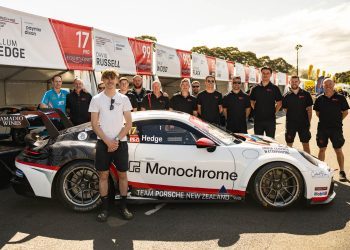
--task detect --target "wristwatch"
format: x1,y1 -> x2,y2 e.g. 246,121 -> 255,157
115,135 -> 120,141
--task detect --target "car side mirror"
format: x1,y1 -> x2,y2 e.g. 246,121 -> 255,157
196,138 -> 216,152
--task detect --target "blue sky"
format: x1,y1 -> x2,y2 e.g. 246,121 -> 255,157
1,0 -> 349,74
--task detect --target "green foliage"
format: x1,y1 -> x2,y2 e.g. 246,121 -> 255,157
191,46 -> 295,73
135,35 -> 157,42
334,71 -> 350,83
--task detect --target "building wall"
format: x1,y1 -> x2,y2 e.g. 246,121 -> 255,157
0,80 -> 5,106
4,80 -> 47,105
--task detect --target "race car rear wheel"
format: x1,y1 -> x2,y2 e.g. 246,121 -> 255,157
253,162 -> 303,209
57,161 -> 101,212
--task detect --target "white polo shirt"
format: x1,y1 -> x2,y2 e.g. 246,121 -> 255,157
88,91 -> 132,141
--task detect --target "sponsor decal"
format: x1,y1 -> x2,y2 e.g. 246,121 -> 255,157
130,161 -> 238,181
315,187 -> 328,191
311,170 -> 329,178
132,189 -> 242,201
262,146 -> 289,154
77,132 -> 88,141
314,191 -> 328,196
129,135 -> 140,143
0,115 -> 29,128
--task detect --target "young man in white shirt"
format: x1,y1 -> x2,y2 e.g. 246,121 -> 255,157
88,69 -> 133,222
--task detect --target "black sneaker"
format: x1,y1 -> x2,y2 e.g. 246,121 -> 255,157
339,171 -> 347,182
120,207 -> 134,220
96,210 -> 108,222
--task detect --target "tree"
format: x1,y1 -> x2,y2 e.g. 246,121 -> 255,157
334,70 -> 350,83
191,45 -> 295,73
135,35 -> 157,42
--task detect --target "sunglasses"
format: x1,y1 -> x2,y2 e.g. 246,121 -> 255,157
233,82 -> 241,84
110,98 -> 115,110
192,86 -> 200,88
207,80 -> 215,83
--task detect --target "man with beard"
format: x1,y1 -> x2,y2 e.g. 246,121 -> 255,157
131,75 -> 151,111
314,78 -> 349,181
191,81 -> 201,97
170,78 -> 197,115
250,67 -> 282,138
119,77 -> 137,112
282,76 -> 313,153
223,76 -> 251,133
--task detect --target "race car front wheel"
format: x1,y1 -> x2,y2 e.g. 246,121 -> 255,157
57,161 -> 101,212
253,162 -> 303,209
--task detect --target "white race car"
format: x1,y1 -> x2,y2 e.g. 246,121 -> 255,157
12,111 -> 335,211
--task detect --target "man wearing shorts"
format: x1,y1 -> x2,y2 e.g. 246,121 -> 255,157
89,69 -> 133,221
282,76 -> 313,153
314,78 -> 349,181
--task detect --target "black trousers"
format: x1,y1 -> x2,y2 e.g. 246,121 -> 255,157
254,121 -> 276,138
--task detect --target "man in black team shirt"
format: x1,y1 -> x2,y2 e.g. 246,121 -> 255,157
223,76 -> 251,133
314,78 -> 349,181
282,76 -> 313,153
131,75 -> 151,111
119,77 -> 137,112
197,75 -> 223,125
250,67 -> 282,138
66,78 -> 92,125
170,78 -> 197,115
141,80 -> 170,110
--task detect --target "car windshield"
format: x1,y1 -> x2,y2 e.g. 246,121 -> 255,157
188,116 -> 237,145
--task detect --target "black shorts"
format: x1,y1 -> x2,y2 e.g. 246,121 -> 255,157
254,121 -> 276,138
285,127 -> 311,143
95,140 -> 129,172
316,128 -> 345,149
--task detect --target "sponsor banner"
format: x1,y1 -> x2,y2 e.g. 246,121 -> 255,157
0,115 -> 29,128
192,53 -> 216,79
155,44 -> 191,78
227,61 -> 235,80
256,68 -> 261,83
248,66 -> 257,83
277,72 -> 287,86
176,49 -> 191,78
94,29 -> 153,75
234,62 -> 245,82
128,37 -> 153,75
216,58 -> 229,81
49,19 -> 93,70
0,6 -> 66,69
270,71 -> 277,84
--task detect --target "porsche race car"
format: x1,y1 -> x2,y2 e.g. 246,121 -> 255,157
11,111 -> 335,211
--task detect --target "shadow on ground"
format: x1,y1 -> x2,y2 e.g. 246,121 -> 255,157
0,180 -> 349,249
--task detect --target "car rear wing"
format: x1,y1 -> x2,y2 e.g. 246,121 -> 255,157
0,109 -> 73,139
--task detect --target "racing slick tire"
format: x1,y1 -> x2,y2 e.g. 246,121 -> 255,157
11,128 -> 28,146
56,161 -> 101,212
0,160 -> 11,189
253,162 -> 303,209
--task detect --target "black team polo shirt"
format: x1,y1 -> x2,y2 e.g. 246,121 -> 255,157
282,88 -> 313,129
170,93 -> 197,115
66,90 -> 92,125
313,92 -> 349,129
141,92 -> 170,110
250,82 -> 282,123
119,90 -> 138,110
197,90 -> 223,124
223,90 -> 250,133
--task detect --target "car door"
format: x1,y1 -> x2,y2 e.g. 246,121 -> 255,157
127,119 -> 237,201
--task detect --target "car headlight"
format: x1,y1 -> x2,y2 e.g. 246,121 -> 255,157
299,150 -> 320,166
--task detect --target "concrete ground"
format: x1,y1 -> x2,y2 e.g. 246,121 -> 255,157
0,110 -> 349,250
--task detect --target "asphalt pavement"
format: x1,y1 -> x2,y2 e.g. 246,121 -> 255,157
0,110 -> 349,250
